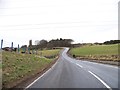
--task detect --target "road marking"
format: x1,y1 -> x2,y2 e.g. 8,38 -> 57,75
76,63 -> 83,68
84,61 -> 118,69
88,71 -> 112,90
90,62 -> 118,69
101,64 -> 118,69
25,68 -> 52,89
70,61 -> 73,63
25,60 -> 58,89
51,60 -> 58,69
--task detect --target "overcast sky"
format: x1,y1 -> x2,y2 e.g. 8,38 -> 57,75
0,0 -> 119,47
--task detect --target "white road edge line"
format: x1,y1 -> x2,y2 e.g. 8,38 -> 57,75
86,61 -> 118,69
102,64 -> 118,69
76,63 -> 83,68
88,71 -> 112,90
25,60 -> 58,89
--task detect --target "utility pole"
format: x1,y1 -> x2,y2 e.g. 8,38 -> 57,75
1,39 -> 3,49
28,47 -> 30,54
11,42 -> 13,52
18,44 -> 20,53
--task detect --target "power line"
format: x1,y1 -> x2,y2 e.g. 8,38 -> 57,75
0,21 -> 117,27
0,7 -> 34,9
0,24 -> 117,31
0,13 -> 43,16
0,22 -> 88,27
0,6 -> 46,9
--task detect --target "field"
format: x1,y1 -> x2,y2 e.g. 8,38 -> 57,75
2,49 -> 61,88
69,44 -> 119,61
38,49 -> 61,58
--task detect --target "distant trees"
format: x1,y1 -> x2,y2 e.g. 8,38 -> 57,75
35,38 -> 73,49
37,39 -> 48,49
47,38 -> 73,48
104,40 -> 120,44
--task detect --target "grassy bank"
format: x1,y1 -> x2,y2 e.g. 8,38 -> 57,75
69,44 -> 119,61
0,63 -> 1,69
2,49 -> 61,88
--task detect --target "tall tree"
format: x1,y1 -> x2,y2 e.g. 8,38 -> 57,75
38,39 -> 48,49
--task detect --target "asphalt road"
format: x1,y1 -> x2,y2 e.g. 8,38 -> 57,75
26,48 -> 120,89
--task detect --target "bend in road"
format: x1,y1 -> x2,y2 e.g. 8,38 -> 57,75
26,48 -> 119,89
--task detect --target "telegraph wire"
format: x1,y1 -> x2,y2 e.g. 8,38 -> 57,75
0,24 -> 117,31
0,22 -> 117,27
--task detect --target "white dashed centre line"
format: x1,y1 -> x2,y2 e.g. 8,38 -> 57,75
76,63 -> 83,68
88,71 -> 112,90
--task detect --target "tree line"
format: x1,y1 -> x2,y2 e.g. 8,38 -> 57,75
20,39 -> 120,51
28,38 -> 73,50
103,40 -> 120,45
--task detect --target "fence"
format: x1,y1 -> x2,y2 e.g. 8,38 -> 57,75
0,39 -> 21,53
0,39 -> 37,54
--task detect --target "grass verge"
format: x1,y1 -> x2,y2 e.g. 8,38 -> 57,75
2,49 -> 61,88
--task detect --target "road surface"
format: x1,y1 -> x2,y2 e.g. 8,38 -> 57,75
26,48 -> 120,89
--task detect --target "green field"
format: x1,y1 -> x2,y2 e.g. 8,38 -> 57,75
38,49 -> 60,57
2,49 -> 61,88
70,44 -> 119,61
